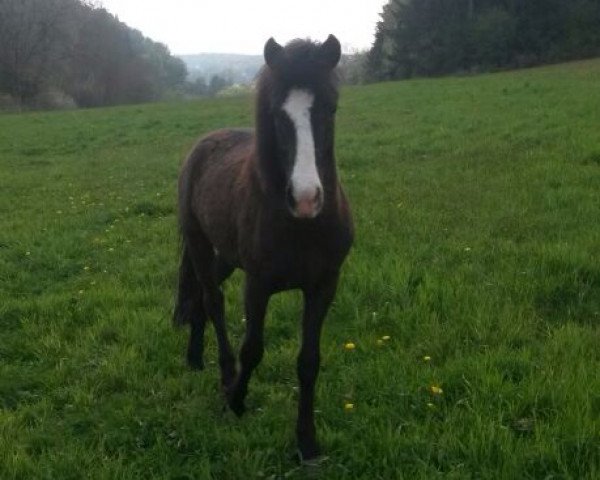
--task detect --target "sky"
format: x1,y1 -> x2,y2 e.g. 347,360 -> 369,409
99,0 -> 388,55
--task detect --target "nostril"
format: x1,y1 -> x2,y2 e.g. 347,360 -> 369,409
285,185 -> 296,210
314,188 -> 323,207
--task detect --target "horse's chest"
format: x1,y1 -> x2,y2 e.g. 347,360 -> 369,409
279,241 -> 327,273
247,226 -> 344,289
269,248 -> 326,290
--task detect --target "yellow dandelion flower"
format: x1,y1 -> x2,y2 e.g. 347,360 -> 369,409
429,385 -> 443,395
344,342 -> 356,351
344,402 -> 354,411
423,355 -> 431,362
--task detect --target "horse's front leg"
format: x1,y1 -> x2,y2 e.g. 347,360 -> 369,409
297,273 -> 339,462
225,275 -> 270,416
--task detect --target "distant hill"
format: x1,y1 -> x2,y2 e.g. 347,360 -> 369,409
178,53 -> 263,84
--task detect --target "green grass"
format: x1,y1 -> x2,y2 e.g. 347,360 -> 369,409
1,60 -> 599,479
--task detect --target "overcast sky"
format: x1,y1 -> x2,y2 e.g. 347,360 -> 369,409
99,0 -> 387,55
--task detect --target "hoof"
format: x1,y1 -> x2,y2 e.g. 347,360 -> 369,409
227,397 -> 246,417
186,353 -> 205,371
297,449 -> 327,467
224,386 -> 246,417
297,442 -> 322,464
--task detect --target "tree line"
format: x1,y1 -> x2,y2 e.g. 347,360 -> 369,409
183,74 -> 236,98
0,0 -> 188,109
364,0 -> 600,82
4,0 -> 597,108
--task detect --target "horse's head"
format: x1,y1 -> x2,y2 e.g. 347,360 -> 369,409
257,35 -> 341,219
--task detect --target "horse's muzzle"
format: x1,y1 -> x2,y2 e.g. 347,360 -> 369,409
286,185 -> 323,219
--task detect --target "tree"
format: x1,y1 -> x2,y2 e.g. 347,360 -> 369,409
0,0 -> 188,108
339,51 -> 369,85
0,0 -> 78,102
185,76 -> 208,96
207,75 -> 231,97
366,0 -> 600,82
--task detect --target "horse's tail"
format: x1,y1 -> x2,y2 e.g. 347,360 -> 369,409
173,244 -> 200,326
173,145 -> 201,327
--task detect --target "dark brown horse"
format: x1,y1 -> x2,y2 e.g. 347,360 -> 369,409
173,35 -> 353,461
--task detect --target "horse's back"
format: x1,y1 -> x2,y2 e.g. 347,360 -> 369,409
184,128 -> 254,175
178,128 -> 255,263
180,127 -> 253,203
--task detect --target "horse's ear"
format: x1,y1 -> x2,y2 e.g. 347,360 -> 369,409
319,34 -> 341,69
264,37 -> 284,69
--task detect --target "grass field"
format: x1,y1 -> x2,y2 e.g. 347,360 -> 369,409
1,59 -> 599,479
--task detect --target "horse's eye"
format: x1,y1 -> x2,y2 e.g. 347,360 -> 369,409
315,106 -> 336,117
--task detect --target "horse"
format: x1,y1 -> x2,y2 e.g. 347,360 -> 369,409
173,34 -> 353,462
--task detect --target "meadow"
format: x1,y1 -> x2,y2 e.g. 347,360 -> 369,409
1,60 -> 599,479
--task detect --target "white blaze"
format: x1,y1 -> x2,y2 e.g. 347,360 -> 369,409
282,89 -> 322,201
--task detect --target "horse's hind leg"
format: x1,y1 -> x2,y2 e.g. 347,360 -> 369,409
210,255 -> 236,386
173,245 -> 207,370
185,230 -> 237,387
